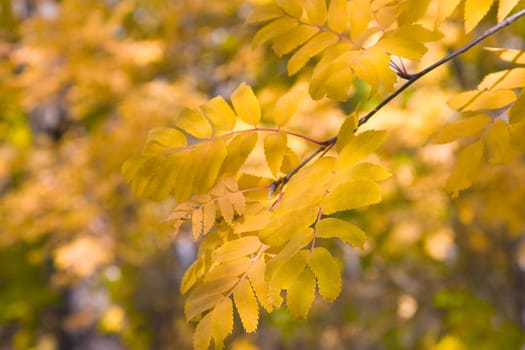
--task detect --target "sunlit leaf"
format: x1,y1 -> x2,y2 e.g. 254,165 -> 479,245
316,218 -> 367,248
201,96 -> 236,131
264,131 -> 287,176
177,108 -> 213,139
233,279 -> 259,332
464,0 -> 494,33
287,268 -> 316,319
308,247 -> 341,302
432,114 -> 491,144
193,312 -> 213,350
211,298 -> 234,350
231,83 -> 261,126
322,180 -> 382,214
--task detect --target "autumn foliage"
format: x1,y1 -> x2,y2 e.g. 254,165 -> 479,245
2,0 -> 525,349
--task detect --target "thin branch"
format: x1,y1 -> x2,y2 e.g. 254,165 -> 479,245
270,9 -> 525,190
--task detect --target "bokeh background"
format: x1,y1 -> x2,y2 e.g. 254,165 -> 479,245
1,0 -> 525,349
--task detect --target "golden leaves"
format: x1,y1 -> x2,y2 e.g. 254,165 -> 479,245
233,279 -> 259,332
445,140 -> 484,197
464,0 -> 520,32
308,247 -> 342,302
322,180 -> 382,214
231,83 -> 261,126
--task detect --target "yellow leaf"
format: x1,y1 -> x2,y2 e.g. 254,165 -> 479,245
233,279 -> 259,332
287,32 -> 339,75
327,0 -> 347,33
247,258 -> 272,312
464,0 -> 494,33
275,0 -> 303,17
435,0 -> 461,27
252,16 -> 299,48
234,211 -> 271,233
221,132 -> 258,174
322,180 -> 382,214
308,247 -> 341,302
143,127 -> 186,155
190,139 -> 228,197
205,257 -> 251,282
398,0 -> 432,25
185,277 -> 238,321
286,268 -> 316,319
310,50 -> 356,100
264,131 -> 287,176
181,257 -> 207,294
246,4 -> 284,24
280,147 -> 300,174
349,0 -> 371,41
218,196 -> 234,225
231,83 -> 260,126
373,3 -> 398,29
335,113 -> 357,152
272,24 -> 320,56
212,298 -> 234,350
213,236 -> 262,263
274,90 -> 304,125
509,120 -> 525,151
192,201 -> 216,240
305,0 -> 327,25
485,47 -> 525,64
194,312 -> 213,350
228,191 -> 246,216
445,140 -> 484,197
498,0 -> 519,22
447,89 -> 516,111
259,205 -> 319,246
432,114 -> 491,144
377,25 -> 443,60
478,68 -> 525,90
509,89 -> 525,124
316,218 -> 367,248
201,96 -> 236,131
485,119 -> 514,164
325,68 -> 354,101
177,107 -> 213,139
268,250 -> 309,291
345,162 -> 391,181
336,130 -> 388,169
352,46 -> 396,96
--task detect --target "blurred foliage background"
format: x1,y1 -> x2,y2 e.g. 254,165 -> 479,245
0,0 -> 524,349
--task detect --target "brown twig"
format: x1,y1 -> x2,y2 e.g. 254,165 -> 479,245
269,9 -> 525,191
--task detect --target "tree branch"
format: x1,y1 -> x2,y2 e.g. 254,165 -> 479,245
269,9 -> 525,192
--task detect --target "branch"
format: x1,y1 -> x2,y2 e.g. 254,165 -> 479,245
270,9 -> 525,191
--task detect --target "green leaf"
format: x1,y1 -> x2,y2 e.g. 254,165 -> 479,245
231,83 -> 261,126
322,180 -> 382,214
308,247 -> 341,302
287,268 -> 316,319
316,218 -> 367,248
